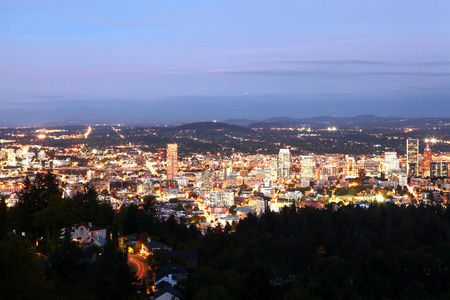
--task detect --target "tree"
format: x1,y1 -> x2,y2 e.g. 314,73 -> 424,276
176,202 -> 185,211
34,196 -> 81,252
0,197 -> 7,240
0,235 -> 51,299
147,250 -> 164,270
123,204 -> 140,235
14,172 -> 62,240
142,195 -> 157,219
88,240 -> 138,299
228,205 -> 237,215
45,232 -> 90,298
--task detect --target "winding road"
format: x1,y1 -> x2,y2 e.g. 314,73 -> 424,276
128,254 -> 148,283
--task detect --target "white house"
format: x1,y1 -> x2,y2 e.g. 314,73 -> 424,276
64,222 -> 107,246
154,286 -> 180,300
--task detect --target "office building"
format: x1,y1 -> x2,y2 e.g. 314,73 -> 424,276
384,152 -> 399,173
300,156 -> 315,180
319,164 -> 338,180
423,144 -> 432,177
277,149 -> 291,182
407,139 -> 419,177
209,191 -> 234,207
344,156 -> 358,178
364,160 -> 380,177
166,143 -> 178,180
430,162 -> 448,179
201,170 -> 214,191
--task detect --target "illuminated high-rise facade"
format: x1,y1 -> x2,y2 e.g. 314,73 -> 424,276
430,162 -> 449,179
166,143 -> 178,180
277,149 -> 291,182
384,152 -> 399,173
406,138 -> 419,177
320,164 -> 338,180
422,143 -> 432,177
201,170 -> 214,191
300,156 -> 315,180
344,156 -> 358,178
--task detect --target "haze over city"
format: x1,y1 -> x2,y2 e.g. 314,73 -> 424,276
1,0 -> 450,125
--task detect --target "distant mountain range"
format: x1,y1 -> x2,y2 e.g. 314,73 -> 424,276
1,94 -> 450,127
223,115 -> 450,129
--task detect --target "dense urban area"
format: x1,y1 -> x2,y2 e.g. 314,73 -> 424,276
1,117 -> 450,299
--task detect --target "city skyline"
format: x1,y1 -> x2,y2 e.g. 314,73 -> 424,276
1,1 -> 450,124
0,116 -> 449,299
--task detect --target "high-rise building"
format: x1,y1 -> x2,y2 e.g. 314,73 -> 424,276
201,170 -> 214,191
226,173 -> 238,187
166,143 -> 178,180
223,165 -> 233,180
300,156 -> 315,180
87,170 -> 95,181
25,152 -> 35,166
7,149 -> 16,165
364,160 -> 380,177
398,173 -> 408,187
384,152 -> 399,173
209,191 -> 234,207
430,162 -> 448,179
423,143 -> 432,177
320,164 -> 338,180
344,156 -> 358,178
277,149 -> 291,182
406,139 -> 419,177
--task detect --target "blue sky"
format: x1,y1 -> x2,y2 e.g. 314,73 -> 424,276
1,0 -> 450,123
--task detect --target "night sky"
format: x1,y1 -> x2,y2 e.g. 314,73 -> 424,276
1,1 -> 449,125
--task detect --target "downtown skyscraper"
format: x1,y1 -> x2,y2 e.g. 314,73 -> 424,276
277,148 -> 291,182
384,151 -> 400,173
407,139 -> 419,177
423,144 -> 432,177
166,143 -> 178,180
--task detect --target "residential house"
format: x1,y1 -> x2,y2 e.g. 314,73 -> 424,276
64,222 -> 107,246
154,286 -> 181,300
154,265 -> 188,287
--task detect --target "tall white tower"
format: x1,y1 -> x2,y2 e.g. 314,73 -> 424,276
277,149 -> 291,182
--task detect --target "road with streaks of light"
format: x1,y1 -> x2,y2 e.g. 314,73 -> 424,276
128,254 -> 148,283
84,126 -> 92,139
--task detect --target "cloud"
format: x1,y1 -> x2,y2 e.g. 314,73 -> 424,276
157,72 -> 197,76
410,60 -> 450,66
156,68 -> 197,76
386,83 -> 450,92
364,71 -> 450,76
203,68 -> 450,77
32,95 -> 64,99
252,59 -> 450,67
253,59 -> 387,65
203,68 -> 326,76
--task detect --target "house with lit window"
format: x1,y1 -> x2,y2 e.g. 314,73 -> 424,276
140,238 -> 171,257
63,222 -> 107,246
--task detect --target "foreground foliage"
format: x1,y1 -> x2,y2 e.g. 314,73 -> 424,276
184,204 -> 450,299
0,172 -> 140,300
